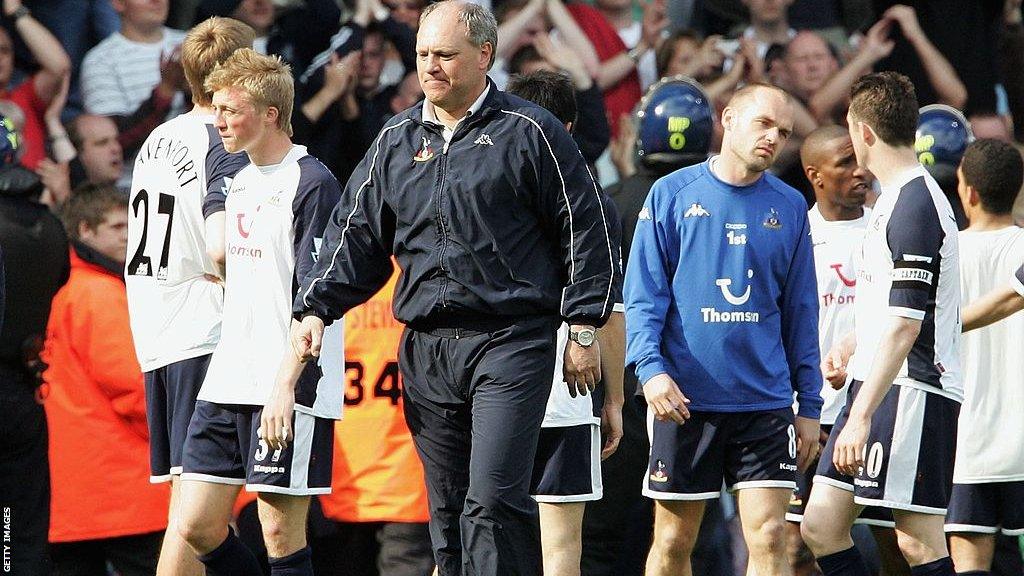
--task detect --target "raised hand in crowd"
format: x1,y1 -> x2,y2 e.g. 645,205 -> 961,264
301,51 -> 361,124
35,158 -> 70,210
807,18 -> 894,123
609,113 -> 637,180
353,0 -> 390,28
44,73 -> 75,164
737,37 -> 764,84
882,4 -> 967,108
533,32 -> 592,90
688,35 -> 727,80
640,0 -> 669,56
157,47 -> 187,101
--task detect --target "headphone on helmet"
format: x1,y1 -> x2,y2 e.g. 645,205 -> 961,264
0,114 -> 19,169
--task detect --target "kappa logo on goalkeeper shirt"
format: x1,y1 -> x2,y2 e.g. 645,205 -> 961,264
684,203 -> 710,218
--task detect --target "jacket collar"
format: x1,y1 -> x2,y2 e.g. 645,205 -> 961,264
71,240 -> 125,282
415,78 -> 506,129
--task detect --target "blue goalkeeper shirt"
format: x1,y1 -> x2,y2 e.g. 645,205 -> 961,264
625,158 -> 822,418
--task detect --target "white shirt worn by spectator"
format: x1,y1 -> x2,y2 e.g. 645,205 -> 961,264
954,225 -> 1024,483
617,22 -> 657,91
81,27 -> 186,118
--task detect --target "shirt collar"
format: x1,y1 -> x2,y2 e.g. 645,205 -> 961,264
421,83 -> 491,127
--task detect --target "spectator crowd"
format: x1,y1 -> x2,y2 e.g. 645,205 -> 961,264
2,0 -> 1024,574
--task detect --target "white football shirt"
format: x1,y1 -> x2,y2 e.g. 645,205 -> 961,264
955,226 -> 1024,482
199,145 -> 345,419
849,165 -> 962,401
808,205 -> 869,425
126,113 -> 248,371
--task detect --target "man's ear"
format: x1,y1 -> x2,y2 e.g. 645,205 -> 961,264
265,105 -> 280,128
480,41 -> 493,70
804,165 -> 820,188
78,220 -> 94,242
722,107 -> 735,131
859,121 -> 876,147
966,185 -> 981,208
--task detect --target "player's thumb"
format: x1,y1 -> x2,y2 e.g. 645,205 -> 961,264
309,324 -> 323,357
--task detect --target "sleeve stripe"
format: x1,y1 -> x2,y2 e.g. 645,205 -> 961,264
583,162 -> 615,320
500,110 -> 576,285
890,306 -> 926,320
301,118 -> 412,309
300,27 -> 355,84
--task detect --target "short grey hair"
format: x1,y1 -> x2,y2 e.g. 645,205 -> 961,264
420,1 -> 498,70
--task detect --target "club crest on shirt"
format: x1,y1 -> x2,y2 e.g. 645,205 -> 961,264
268,190 -> 285,207
413,136 -> 435,162
650,460 -> 669,483
762,207 -> 782,230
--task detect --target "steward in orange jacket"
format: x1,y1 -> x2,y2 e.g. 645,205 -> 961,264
44,204 -> 170,554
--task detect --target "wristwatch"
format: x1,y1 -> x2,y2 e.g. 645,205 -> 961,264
568,327 -> 597,347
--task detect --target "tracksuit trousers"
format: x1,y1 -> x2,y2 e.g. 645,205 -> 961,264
400,316 -> 558,576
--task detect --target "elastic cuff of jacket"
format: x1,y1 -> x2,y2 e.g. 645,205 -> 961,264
795,397 -> 823,420
294,310 -> 322,322
636,364 -> 667,388
565,316 -> 608,329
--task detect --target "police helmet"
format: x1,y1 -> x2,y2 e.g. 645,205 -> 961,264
915,104 -> 973,170
0,115 -> 18,168
635,76 -> 713,168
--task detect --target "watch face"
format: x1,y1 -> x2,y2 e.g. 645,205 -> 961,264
575,329 -> 595,346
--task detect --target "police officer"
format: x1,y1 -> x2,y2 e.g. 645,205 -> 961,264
915,104 -> 974,229
0,114 -> 70,576
279,2 -> 618,574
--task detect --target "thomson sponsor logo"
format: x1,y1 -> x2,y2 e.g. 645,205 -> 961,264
228,243 -> 263,259
701,308 -> 760,323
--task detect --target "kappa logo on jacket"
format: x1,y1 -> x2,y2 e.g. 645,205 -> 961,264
473,134 -> 494,146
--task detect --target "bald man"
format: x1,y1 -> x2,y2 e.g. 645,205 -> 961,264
788,125 -> 909,576
627,83 -> 821,576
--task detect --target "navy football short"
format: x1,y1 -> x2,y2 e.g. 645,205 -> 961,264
787,425 -> 895,527
145,354 -> 211,482
945,481 -> 1024,536
816,380 -> 959,515
531,423 -> 602,502
644,408 -> 797,500
181,400 -> 334,495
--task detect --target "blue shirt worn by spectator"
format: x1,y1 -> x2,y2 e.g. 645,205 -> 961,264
625,158 -> 823,418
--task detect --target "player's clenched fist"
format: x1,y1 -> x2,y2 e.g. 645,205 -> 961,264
291,314 -> 325,361
642,373 -> 690,425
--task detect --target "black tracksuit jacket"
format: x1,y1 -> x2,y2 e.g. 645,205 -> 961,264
295,82 -> 618,329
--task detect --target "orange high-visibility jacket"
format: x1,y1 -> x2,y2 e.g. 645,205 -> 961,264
319,267 -> 429,523
43,246 -> 169,542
